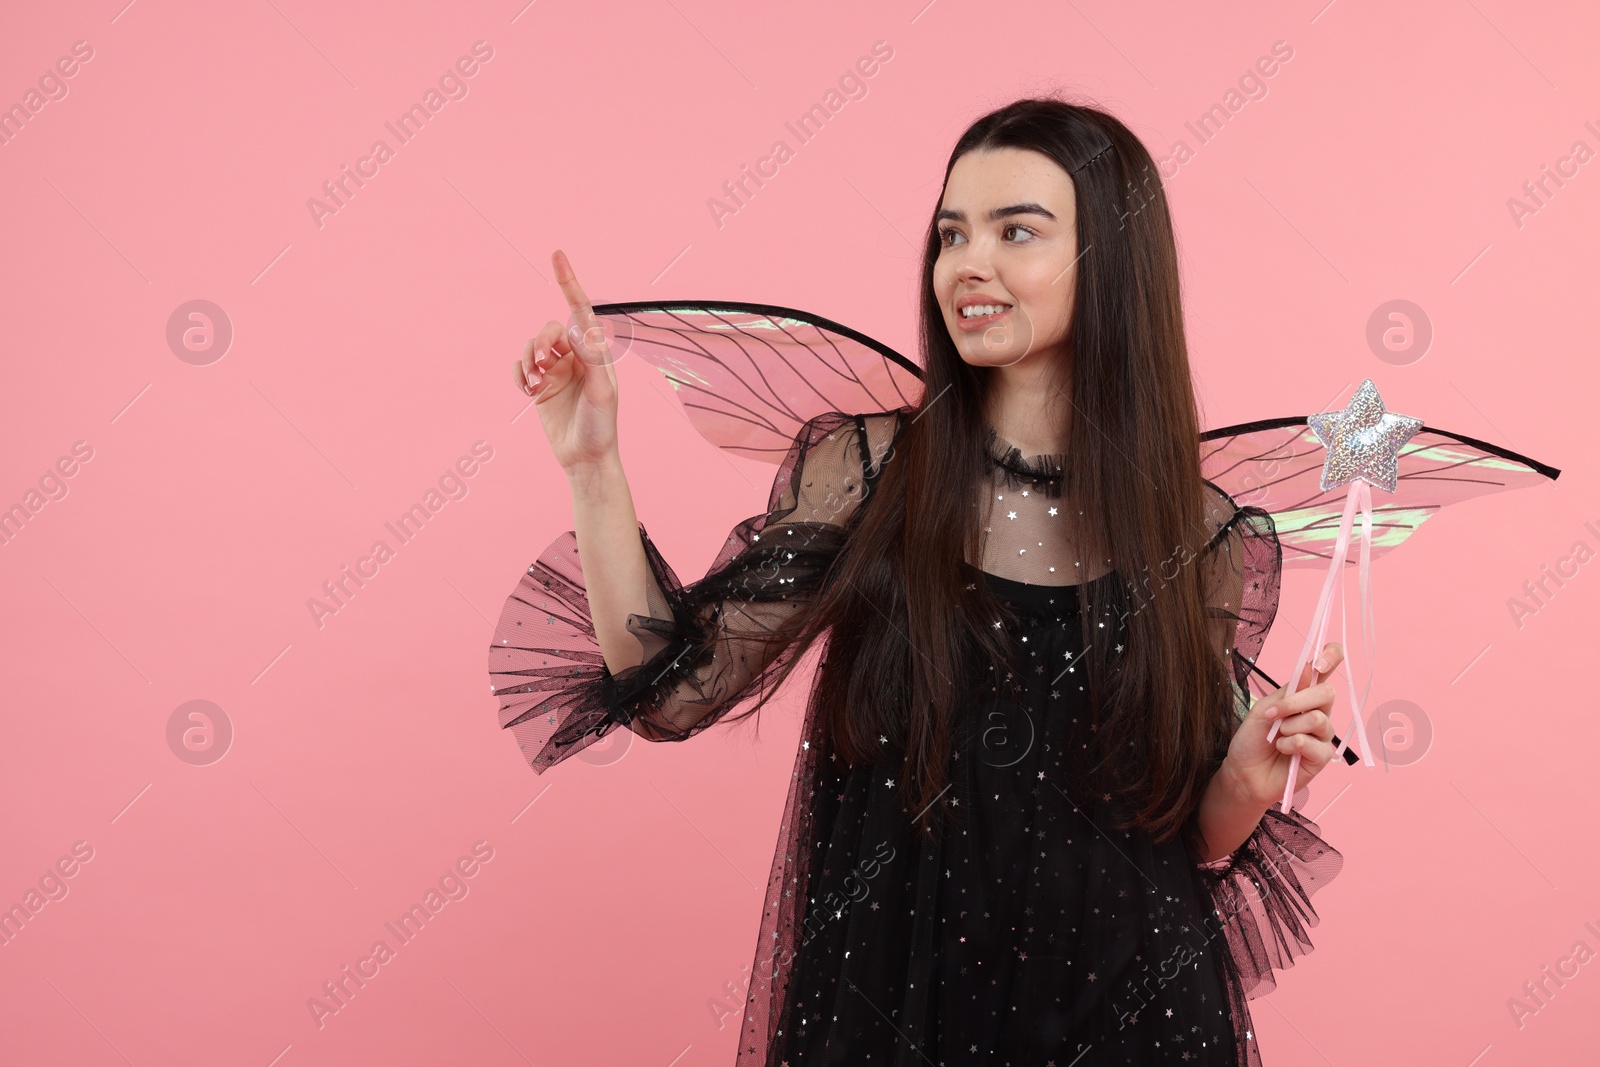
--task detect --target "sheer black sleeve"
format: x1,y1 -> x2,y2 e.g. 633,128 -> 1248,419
1200,481 -> 1282,712
1188,481 -> 1345,1001
488,410 -> 900,773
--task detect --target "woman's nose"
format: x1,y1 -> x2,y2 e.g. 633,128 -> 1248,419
955,245 -> 994,280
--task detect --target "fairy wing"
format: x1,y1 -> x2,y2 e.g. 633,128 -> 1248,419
1201,416 -> 1561,570
593,300 -> 924,462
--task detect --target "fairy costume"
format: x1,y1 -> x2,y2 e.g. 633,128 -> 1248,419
488,303 -> 1558,1065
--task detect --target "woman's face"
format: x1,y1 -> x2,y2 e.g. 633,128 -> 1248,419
932,146 -> 1079,370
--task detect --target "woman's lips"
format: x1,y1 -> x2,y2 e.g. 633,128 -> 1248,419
954,305 -> 1013,332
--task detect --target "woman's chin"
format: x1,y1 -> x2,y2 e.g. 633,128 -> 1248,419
953,339 -> 1036,369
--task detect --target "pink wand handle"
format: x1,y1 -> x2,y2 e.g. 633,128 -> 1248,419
1264,480 -> 1375,811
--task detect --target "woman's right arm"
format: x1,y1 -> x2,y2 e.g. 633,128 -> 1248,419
494,250 -> 900,773
564,454 -> 650,676
515,250 -> 649,677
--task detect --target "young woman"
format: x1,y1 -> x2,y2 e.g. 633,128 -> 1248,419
497,97 -> 1345,1065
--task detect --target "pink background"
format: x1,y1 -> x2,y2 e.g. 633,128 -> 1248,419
2,1 -> 1594,1063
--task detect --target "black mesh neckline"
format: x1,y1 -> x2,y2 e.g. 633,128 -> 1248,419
982,423 -> 1066,498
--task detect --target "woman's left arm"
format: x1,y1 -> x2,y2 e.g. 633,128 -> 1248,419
1185,490 -> 1347,998
1193,640 -> 1345,863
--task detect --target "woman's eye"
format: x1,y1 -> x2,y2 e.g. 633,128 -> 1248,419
938,224 -> 1035,248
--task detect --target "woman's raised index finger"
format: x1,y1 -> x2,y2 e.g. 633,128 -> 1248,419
552,249 -> 598,329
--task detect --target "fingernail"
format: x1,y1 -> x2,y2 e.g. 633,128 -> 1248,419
1314,655 -> 1329,672
1264,705 -> 1277,718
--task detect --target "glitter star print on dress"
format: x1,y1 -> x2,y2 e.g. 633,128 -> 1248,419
487,300 -> 1560,1066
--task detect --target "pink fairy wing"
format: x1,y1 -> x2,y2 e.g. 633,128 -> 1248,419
593,300 -> 925,463
1201,416 -> 1561,569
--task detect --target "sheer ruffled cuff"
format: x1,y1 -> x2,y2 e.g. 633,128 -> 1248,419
488,509 -> 848,773
487,523 -> 716,773
486,412 -> 889,774
1192,784 -> 1343,1000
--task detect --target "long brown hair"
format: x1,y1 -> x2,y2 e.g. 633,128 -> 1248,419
733,97 -> 1233,843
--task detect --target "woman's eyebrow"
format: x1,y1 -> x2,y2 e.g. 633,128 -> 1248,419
935,202 -> 1058,223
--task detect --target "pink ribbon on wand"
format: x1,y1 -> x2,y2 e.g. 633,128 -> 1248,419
1265,478 -> 1380,813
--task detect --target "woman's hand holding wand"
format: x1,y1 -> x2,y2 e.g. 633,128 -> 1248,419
1194,641 -> 1343,862
1221,641 -> 1344,809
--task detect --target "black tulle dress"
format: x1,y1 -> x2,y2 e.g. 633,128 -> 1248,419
489,409 -> 1342,1066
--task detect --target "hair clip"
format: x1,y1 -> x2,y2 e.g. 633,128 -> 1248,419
1072,142 -> 1113,173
